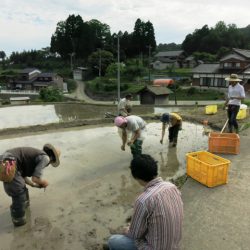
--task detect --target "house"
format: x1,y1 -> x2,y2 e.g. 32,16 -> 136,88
183,55 -> 200,68
152,50 -> 185,70
9,68 -> 41,90
33,72 -> 64,91
8,68 -> 64,92
192,48 -> 250,91
136,85 -> 173,105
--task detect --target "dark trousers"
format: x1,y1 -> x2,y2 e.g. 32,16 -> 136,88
130,139 -> 143,158
3,171 -> 29,221
227,104 -> 240,132
169,124 -> 181,143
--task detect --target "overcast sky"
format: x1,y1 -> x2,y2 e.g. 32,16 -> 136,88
1,0 -> 250,56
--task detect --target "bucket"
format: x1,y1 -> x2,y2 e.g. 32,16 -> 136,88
236,104 -> 248,120
205,105 -> 217,115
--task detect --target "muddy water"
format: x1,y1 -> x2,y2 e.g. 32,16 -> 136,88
0,104 -> 190,129
0,105 -> 59,129
0,122 -> 207,250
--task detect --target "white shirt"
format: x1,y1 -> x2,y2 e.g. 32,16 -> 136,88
126,115 -> 146,140
228,83 -> 245,106
118,98 -> 132,116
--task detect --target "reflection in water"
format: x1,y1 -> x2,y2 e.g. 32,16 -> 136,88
159,147 -> 180,179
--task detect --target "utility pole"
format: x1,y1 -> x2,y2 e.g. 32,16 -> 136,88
117,34 -> 121,110
147,45 -> 152,83
98,49 -> 102,77
68,52 -> 75,71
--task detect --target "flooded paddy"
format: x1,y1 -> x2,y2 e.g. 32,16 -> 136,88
0,117 -> 208,250
0,103 -> 190,129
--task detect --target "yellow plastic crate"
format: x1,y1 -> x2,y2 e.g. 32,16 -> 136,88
236,108 -> 247,120
209,132 -> 240,154
186,151 -> 230,187
205,105 -> 217,114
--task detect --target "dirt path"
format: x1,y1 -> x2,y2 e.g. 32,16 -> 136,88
65,80 -> 114,104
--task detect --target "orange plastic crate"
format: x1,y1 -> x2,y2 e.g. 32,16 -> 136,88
186,151 -> 230,187
208,132 -> 240,154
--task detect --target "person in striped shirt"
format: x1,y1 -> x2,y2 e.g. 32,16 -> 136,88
160,112 -> 182,147
108,154 -> 183,250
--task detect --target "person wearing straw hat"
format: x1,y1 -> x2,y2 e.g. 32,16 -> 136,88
224,74 -> 245,133
0,144 -> 60,227
114,115 -> 146,158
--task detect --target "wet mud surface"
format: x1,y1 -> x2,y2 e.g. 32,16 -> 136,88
0,120 -> 207,250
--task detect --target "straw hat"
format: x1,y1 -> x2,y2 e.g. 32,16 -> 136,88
43,144 -> 61,167
225,74 -> 242,82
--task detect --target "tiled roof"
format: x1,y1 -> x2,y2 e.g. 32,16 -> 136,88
220,53 -> 245,62
192,63 -> 220,73
20,68 -> 40,74
233,48 -> 250,59
38,72 -> 55,77
137,85 -> 173,95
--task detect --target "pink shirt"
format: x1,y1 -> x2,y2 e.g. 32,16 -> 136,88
128,177 -> 183,250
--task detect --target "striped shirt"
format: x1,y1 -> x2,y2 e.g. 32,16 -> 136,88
127,177 -> 183,250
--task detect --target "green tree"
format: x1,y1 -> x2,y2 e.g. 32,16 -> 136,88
0,51 -> 6,61
88,50 -> 114,76
51,15 -> 84,59
132,19 -> 156,57
87,19 -> 112,50
157,43 -> 182,52
144,21 -> 157,52
39,87 -> 63,102
105,62 -> 125,78
182,25 -> 210,54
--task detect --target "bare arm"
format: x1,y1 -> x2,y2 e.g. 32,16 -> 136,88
121,129 -> 127,151
160,123 -> 167,144
127,129 -> 140,145
31,176 -> 49,188
24,177 -> 48,188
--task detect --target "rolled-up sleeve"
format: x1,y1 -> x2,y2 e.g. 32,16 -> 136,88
32,155 -> 50,178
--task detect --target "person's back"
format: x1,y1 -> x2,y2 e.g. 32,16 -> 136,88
108,154 -> 183,250
128,178 -> 183,250
126,115 -> 146,132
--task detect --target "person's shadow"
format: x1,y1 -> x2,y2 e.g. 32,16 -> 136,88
159,147 -> 180,179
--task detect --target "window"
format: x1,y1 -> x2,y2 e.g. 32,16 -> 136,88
217,78 -> 226,87
224,62 -> 231,68
201,77 -> 211,86
224,62 -> 240,68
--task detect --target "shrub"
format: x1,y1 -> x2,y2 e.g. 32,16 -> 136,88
39,87 -> 63,102
187,87 -> 197,95
65,79 -> 77,92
